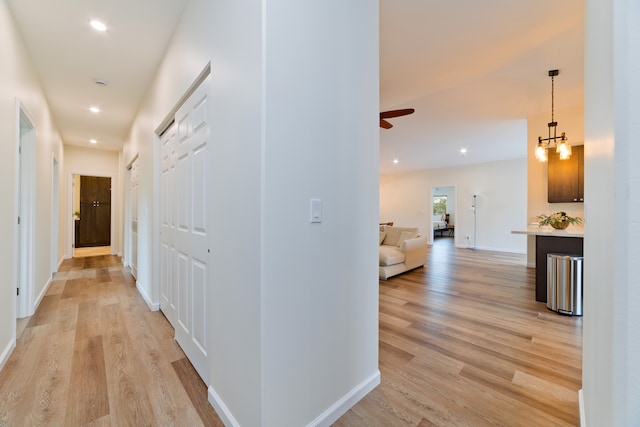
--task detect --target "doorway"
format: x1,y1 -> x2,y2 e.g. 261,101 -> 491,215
16,103 -> 36,320
73,175 -> 112,254
430,185 -> 456,245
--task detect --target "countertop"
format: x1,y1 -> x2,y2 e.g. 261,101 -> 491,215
511,226 -> 584,238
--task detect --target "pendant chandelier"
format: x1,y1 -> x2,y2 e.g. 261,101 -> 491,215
535,69 -> 571,162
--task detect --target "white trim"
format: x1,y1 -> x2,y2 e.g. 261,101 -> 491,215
33,276 -> 54,314
208,386 -> 241,427
307,371 -> 380,427
0,339 -> 16,372
136,281 -> 159,311
51,153 -> 60,276
579,388 -> 586,426
206,373 -> 382,427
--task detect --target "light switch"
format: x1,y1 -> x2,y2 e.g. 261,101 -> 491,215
310,199 -> 322,223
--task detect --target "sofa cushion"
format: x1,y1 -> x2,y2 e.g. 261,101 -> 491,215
379,231 -> 386,245
396,230 -> 418,247
382,226 -> 418,246
379,245 -> 405,266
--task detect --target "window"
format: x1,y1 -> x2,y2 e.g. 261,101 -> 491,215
433,195 -> 447,216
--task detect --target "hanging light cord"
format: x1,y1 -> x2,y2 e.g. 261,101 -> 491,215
550,74 -> 555,124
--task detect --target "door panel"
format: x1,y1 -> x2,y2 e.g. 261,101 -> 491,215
161,76 -> 210,384
76,176 -> 111,248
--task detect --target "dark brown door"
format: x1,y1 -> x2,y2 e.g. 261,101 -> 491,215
75,176 -> 111,247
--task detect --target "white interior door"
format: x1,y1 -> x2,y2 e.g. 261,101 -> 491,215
17,107 -> 35,318
161,76 -> 210,383
160,124 -> 177,327
130,158 -> 139,279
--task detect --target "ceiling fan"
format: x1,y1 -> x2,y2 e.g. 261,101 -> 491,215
380,108 -> 415,129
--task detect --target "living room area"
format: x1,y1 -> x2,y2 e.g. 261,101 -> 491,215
348,225 -> 580,425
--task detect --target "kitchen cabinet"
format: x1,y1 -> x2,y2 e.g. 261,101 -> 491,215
548,144 -> 584,203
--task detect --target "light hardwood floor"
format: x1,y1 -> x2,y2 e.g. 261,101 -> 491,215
336,237 -> 582,426
0,240 -> 581,426
0,255 -> 223,426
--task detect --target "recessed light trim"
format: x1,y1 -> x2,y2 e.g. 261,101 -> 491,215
90,20 -> 107,32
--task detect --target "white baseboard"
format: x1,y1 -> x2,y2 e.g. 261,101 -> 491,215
308,370 -> 380,427
136,281 -> 159,311
579,388 -> 585,426
0,339 -> 16,372
32,276 -> 54,315
207,370 -> 380,427
208,386 -> 241,427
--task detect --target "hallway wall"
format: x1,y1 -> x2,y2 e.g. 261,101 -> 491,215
122,0 -> 380,425
0,0 -> 64,368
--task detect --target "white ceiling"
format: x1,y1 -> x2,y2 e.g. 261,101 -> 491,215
379,0 -> 584,174
7,0 -> 189,151
8,1 -> 584,171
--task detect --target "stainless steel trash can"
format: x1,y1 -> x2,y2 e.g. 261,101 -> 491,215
547,253 -> 583,316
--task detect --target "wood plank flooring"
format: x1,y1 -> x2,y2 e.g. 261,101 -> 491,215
0,255 -> 223,427
0,240 -> 581,426
335,238 -> 582,426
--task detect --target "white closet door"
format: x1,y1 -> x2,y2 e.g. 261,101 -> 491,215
164,76 -> 211,383
130,157 -> 139,279
160,124 -> 177,327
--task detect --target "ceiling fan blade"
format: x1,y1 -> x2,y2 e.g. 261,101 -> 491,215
380,119 -> 393,129
380,108 -> 415,119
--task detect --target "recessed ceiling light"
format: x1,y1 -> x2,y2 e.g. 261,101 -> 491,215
460,148 -> 468,154
89,139 -> 98,144
393,159 -> 399,164
90,20 -> 107,32
89,106 -> 100,113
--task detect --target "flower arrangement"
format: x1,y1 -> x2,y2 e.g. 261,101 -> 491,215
537,211 -> 582,230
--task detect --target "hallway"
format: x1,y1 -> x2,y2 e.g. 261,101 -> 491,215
0,256 -> 223,426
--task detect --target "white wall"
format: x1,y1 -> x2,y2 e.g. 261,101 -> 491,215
583,0 -> 640,425
0,0 -> 64,368
63,145 -> 122,257
122,0 -> 380,425
381,158 -> 527,253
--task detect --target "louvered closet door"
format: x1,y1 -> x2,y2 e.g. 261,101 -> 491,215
164,76 -> 211,384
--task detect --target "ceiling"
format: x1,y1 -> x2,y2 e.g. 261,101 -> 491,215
380,0 -> 584,174
8,1 -> 584,171
7,0 -> 190,152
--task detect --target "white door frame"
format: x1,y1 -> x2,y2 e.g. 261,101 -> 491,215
51,154 -> 60,274
66,171 -> 116,258
16,100 -> 36,319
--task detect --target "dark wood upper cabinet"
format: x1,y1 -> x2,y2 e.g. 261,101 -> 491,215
548,145 -> 584,203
